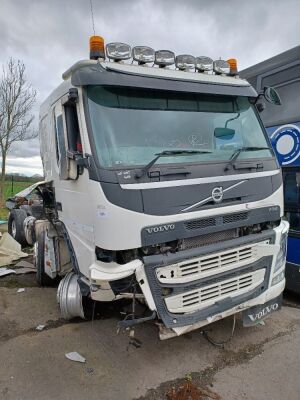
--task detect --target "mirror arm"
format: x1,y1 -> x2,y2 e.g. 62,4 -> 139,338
66,150 -> 90,169
254,93 -> 264,105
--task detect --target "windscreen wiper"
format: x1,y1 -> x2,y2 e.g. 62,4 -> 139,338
135,149 -> 212,179
224,146 -> 270,171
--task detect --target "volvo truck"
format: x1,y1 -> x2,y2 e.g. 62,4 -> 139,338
9,37 -> 289,339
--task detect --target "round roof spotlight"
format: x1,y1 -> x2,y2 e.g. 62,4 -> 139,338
196,56 -> 213,72
106,42 -> 131,61
175,54 -> 196,71
132,46 -> 155,64
154,50 -> 175,67
213,59 -> 230,75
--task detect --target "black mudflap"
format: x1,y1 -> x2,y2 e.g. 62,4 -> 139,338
242,294 -> 282,327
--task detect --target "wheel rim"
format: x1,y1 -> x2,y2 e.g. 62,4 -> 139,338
57,272 -> 85,320
11,220 -> 17,238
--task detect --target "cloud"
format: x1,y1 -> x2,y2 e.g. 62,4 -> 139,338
0,0 -> 299,175
10,138 -> 41,159
6,156 -> 43,176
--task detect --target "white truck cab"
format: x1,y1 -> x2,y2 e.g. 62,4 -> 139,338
12,38 -> 289,339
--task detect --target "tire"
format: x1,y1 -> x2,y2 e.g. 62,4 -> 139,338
35,230 -> 55,287
8,209 -> 28,246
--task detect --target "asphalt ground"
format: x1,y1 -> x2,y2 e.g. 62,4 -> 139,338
0,271 -> 300,400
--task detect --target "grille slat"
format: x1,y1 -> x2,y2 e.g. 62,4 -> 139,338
184,218 -> 216,230
156,240 -> 270,284
165,269 -> 265,313
184,212 -> 248,231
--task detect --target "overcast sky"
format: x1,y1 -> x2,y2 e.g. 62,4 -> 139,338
1,0 -> 299,176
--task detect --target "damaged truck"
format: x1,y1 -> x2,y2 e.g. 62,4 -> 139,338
7,37 -> 289,339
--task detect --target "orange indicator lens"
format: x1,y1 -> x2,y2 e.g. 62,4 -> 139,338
227,58 -> 238,75
89,36 -> 105,59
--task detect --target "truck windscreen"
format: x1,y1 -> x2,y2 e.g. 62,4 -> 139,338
87,85 -> 272,168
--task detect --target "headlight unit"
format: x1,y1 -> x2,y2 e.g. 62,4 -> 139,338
196,56 -> 213,72
213,59 -> 230,75
106,42 -> 131,61
175,54 -> 196,71
132,46 -> 155,64
272,270 -> 285,286
154,50 -> 175,67
274,231 -> 288,273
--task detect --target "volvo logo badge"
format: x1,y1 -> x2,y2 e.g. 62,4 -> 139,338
146,224 -> 176,234
211,187 -> 223,203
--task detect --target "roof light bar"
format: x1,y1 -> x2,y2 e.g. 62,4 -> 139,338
106,42 -> 131,61
196,56 -> 213,72
155,50 -> 175,67
132,46 -> 155,64
213,59 -> 230,75
92,37 -> 237,78
175,54 -> 196,71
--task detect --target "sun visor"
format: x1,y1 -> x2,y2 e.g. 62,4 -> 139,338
71,64 -> 257,97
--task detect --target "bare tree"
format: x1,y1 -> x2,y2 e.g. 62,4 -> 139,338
0,58 -> 37,203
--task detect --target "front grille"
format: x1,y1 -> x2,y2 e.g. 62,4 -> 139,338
184,218 -> 216,230
184,212 -> 249,231
164,269 -> 265,313
223,212 -> 248,224
180,229 -> 238,250
156,240 -> 269,284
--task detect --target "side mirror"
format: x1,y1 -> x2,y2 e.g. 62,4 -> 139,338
264,87 -> 282,105
214,127 -> 235,140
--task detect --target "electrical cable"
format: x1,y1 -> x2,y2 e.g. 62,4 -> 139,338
202,314 -> 236,348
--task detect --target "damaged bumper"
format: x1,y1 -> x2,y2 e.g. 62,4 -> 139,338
89,221 -> 288,338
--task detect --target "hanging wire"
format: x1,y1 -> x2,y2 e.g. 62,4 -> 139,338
202,314 -> 236,348
89,0 -> 96,36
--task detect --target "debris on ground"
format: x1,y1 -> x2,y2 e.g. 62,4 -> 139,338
17,288 -> 25,293
0,233 -> 28,267
86,367 -> 94,375
0,267 -> 16,277
14,260 -> 35,269
65,352 -> 86,363
14,266 -> 35,275
36,325 -> 46,331
0,259 -> 35,278
129,337 -> 142,349
257,320 -> 266,326
166,381 -> 221,400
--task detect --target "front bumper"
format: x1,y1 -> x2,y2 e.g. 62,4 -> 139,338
143,230 -> 276,329
159,279 -> 285,339
89,220 -> 288,334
